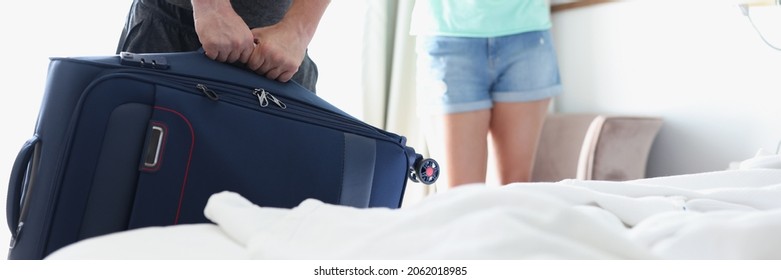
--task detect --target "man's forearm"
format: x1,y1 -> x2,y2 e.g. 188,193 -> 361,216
190,0 -> 254,63
280,0 -> 331,44
191,0 -> 234,18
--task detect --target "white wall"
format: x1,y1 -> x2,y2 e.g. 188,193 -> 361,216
550,0 -> 781,177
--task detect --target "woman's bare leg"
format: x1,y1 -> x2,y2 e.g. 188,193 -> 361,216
441,109 -> 491,188
489,98 -> 550,184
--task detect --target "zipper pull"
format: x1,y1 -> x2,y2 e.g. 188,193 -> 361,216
196,84 -> 219,101
252,88 -> 286,109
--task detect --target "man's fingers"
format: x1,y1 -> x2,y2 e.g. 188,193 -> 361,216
260,67 -> 296,83
206,45 -> 298,83
217,52 -> 230,62
258,61 -> 275,75
245,40 -> 300,82
204,48 -> 219,61
247,52 -> 264,71
238,48 -> 252,64
206,47 -> 229,62
226,51 -> 242,63
265,68 -> 283,81
277,71 -> 295,83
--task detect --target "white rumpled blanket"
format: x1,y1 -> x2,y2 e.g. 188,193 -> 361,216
46,169 -> 781,260
202,169 -> 781,260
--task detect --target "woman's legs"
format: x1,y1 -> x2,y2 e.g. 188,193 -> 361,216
417,32 -> 561,189
441,109 -> 491,188
489,98 -> 550,184
441,98 -> 549,188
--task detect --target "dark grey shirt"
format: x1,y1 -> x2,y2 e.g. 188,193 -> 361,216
167,0 -> 292,28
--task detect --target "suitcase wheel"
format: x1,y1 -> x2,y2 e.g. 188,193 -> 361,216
410,158 -> 439,185
408,168 -> 420,183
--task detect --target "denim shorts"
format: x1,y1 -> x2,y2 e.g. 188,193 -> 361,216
415,30 -> 563,114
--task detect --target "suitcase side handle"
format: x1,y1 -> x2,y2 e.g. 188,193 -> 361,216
7,135 -> 39,238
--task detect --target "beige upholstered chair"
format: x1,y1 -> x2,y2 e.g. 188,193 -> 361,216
531,114 -> 663,182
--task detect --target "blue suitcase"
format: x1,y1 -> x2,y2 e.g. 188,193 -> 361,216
6,51 -> 439,259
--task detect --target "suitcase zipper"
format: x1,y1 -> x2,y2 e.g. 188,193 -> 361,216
119,73 -> 400,143
195,83 -> 409,146
221,87 -> 378,136
252,88 -> 286,109
195,84 -> 219,101
134,74 -> 401,141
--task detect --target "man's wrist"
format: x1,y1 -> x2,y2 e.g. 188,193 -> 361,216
279,0 -> 331,43
191,0 -> 233,16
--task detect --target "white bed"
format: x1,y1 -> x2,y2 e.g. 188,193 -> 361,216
46,155 -> 781,260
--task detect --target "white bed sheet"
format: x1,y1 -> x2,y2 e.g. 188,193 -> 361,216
46,168 -> 781,260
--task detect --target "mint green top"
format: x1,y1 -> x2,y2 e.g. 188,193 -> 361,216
410,0 -> 551,37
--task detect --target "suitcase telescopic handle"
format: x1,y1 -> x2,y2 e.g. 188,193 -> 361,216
7,135 -> 39,237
